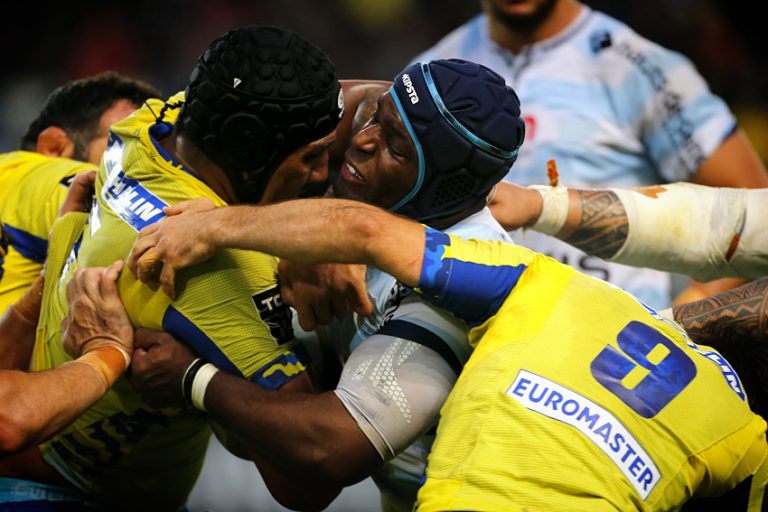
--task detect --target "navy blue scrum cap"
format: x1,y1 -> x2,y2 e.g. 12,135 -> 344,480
389,58 -> 525,221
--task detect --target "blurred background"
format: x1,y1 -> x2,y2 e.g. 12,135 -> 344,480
2,1 -> 765,510
1,0 -> 766,160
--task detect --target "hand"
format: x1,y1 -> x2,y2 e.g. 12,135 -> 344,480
487,182 -> 543,231
278,260 -> 372,331
62,260 -> 133,361
127,328 -> 197,409
127,198 -> 218,300
58,170 -> 97,217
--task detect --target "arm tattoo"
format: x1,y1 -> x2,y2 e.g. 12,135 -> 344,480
674,277 -> 768,419
673,276 -> 768,344
562,190 -> 628,259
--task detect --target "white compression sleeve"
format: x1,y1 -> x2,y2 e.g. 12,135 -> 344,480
334,334 -> 456,461
609,183 -> 768,281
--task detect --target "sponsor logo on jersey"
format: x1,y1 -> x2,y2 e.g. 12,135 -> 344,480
507,370 -> 660,500
251,286 -> 294,345
402,74 -> 419,104
101,135 -> 167,232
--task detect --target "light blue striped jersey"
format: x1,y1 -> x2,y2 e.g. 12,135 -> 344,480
412,6 -> 736,308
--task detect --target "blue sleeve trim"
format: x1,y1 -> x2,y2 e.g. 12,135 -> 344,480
249,345 -> 309,390
3,224 -> 48,263
377,319 -> 462,376
162,306 -> 241,377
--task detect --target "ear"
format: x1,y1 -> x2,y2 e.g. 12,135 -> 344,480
35,126 -> 75,159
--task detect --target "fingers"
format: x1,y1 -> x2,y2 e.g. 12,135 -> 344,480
127,225 -> 159,277
164,197 -> 216,217
349,285 -> 374,317
58,170 -> 97,216
159,263 -> 177,301
134,248 -> 163,291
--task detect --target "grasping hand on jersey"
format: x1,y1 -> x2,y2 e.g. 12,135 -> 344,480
128,197 -> 219,299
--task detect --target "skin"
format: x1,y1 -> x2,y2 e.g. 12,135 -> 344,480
0,173 -> 132,457
122,86 -> 438,503
482,0 -> 768,305
35,99 -> 139,166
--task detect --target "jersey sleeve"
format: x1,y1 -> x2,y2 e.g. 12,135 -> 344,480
601,33 -> 735,182
416,227 -> 539,327
81,145 -> 304,388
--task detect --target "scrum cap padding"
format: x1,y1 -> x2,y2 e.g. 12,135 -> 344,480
390,59 -> 525,221
181,25 -> 343,202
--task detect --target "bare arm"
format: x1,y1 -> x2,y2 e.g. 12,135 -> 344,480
0,262 -> 132,455
128,198 -> 425,299
672,276 -> 768,419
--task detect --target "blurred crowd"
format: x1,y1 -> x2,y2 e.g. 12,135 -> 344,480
1,0 -> 766,160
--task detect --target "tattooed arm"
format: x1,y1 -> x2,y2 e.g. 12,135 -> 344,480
672,277 -> 768,418
490,182 -> 768,281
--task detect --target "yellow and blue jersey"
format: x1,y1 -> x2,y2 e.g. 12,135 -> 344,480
0,151 -> 94,314
415,228 -> 767,511
32,94 -> 305,509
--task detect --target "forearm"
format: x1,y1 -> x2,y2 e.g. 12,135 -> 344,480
672,276 -> 768,344
212,199 -> 424,286
532,183 -> 768,280
203,370 -> 380,486
0,361 -> 106,455
0,276 -> 44,369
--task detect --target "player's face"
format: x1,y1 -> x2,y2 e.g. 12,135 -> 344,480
260,132 -> 337,204
79,99 -> 138,165
334,92 -> 418,209
483,0 -> 559,30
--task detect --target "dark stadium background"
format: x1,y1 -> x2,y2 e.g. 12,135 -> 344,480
1,1 -> 764,510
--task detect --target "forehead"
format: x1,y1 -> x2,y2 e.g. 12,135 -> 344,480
379,91 -> 413,147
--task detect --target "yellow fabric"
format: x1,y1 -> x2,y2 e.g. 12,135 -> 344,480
32,95 -> 302,509
0,151 -> 93,314
415,234 -> 767,512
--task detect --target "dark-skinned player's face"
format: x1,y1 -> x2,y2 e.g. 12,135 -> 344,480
333,92 -> 418,209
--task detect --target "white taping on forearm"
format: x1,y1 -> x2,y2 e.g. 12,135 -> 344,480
608,183 -> 768,281
191,363 -> 220,412
530,185 -> 569,235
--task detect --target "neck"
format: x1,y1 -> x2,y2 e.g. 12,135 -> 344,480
485,0 -> 582,53
161,133 -> 239,204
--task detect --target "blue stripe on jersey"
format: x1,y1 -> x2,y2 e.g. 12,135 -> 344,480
3,224 -> 47,262
441,259 -> 525,328
162,306 -> 241,377
419,228 -> 451,295
419,228 -> 526,327
249,349 -> 307,390
458,15 -> 485,57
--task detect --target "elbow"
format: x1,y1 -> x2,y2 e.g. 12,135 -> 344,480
0,415 -> 35,456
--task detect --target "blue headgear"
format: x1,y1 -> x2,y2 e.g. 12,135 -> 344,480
389,59 -> 525,221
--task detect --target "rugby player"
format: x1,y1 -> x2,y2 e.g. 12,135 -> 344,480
0,72 -> 160,314
1,25 -> 346,511
411,0 -> 768,310
127,58 -> 526,511
128,194 -> 768,512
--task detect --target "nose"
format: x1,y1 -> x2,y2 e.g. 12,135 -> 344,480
350,124 -> 380,156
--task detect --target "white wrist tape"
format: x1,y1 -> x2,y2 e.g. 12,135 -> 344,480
191,363 -> 220,412
530,185 -> 569,235
609,183 -> 768,281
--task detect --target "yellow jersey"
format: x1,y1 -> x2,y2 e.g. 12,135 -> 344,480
414,228 -> 767,512
32,94 -> 305,509
0,151 -> 93,314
